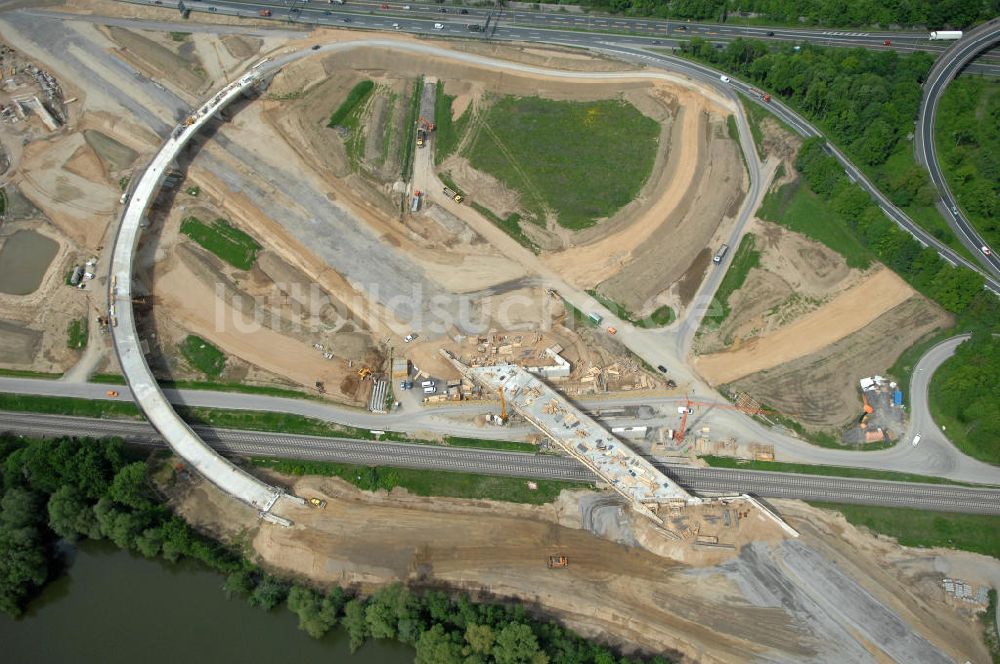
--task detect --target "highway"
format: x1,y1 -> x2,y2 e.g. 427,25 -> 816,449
916,19 -> 1000,276
140,0 -> 1000,295
1,410 -> 997,515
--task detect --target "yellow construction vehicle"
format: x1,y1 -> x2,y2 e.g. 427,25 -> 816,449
308,497 -> 327,509
496,386 -> 509,424
547,555 -> 568,569
357,366 -> 372,380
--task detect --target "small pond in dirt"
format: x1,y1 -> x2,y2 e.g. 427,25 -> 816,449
0,230 -> 59,295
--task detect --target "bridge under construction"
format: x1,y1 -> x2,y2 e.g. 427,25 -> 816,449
444,351 -> 797,536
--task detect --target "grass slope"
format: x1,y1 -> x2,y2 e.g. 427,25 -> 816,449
179,217 -> 260,270
466,96 -> 659,229
812,502 -> 1000,560
178,335 -> 226,378
759,180 -> 872,268
250,458 -> 588,504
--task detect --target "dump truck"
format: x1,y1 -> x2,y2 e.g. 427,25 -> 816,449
258,9 -> 272,16
547,555 -> 568,568
416,128 -> 426,147
442,186 -> 464,203
308,497 -> 327,508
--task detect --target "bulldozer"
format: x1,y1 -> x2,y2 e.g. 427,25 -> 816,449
547,555 -> 568,569
308,497 -> 327,509
357,367 -> 372,380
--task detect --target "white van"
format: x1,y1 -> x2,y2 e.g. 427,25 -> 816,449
420,380 -> 435,388
433,22 -> 444,29
720,75 -> 731,83
911,433 -> 921,446
423,386 -> 436,394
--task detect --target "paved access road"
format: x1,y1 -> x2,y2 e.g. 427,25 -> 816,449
1,410 -> 997,515
915,19 -> 1000,276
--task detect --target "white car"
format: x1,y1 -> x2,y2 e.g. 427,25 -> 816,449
403,4 -> 411,7
392,22 -> 400,29
982,245 -> 992,256
720,75 -> 731,83
433,22 -> 444,29
911,433 -> 921,446
420,380 -> 435,388
404,333 -> 418,342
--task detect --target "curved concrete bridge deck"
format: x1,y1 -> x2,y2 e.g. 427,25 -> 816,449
109,63 -> 285,514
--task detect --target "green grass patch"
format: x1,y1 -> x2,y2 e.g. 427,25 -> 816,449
185,185 -> 200,197
0,393 -> 140,419
759,179 -> 873,269
169,31 -> 190,41
702,455 -> 983,486
90,374 -> 127,385
92,373 -> 311,399
0,188 -> 7,216
643,305 -> 676,327
701,233 -> 760,330
433,83 -> 468,166
400,77 -> 423,181
471,203 -> 538,254
249,458 -> 589,504
811,502 -> 1000,559
466,96 -> 659,229
179,216 -> 260,270
66,317 -> 87,350
117,176 -> 130,192
0,368 -> 62,379
178,335 -> 226,378
326,79 -> 374,128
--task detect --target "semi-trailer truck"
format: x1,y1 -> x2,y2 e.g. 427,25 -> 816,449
929,31 -> 963,40
258,9 -> 272,16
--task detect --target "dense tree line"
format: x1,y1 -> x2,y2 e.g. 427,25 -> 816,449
936,76 -> 1000,250
682,38 -> 933,169
930,334 -> 1000,463
562,0 -> 997,29
0,435 -> 671,663
794,137 -> 999,326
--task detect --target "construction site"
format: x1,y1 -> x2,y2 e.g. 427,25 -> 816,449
1,2 -> 996,662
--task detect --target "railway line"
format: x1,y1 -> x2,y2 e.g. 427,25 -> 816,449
4,411 -> 997,516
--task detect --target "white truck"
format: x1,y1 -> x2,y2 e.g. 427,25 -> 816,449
929,31 -> 963,40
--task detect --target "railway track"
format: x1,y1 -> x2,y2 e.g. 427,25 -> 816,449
3,411 -> 997,515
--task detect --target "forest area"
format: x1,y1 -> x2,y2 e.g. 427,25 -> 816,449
0,435 -> 671,664
936,76 -> 1000,250
929,334 -> 1000,465
567,0 -> 997,28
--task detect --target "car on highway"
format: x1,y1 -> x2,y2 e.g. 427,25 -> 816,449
982,245 -> 992,256
433,22 -> 444,29
312,44 -> 321,49
392,22 -> 400,29
403,4 -> 411,8
342,17 -> 351,22
657,365 -> 667,373
106,390 -> 119,398
460,8 -> 469,13
911,433 -> 921,446
719,74 -> 730,83
883,39 -> 892,46
766,31 -> 774,36
439,7 -> 447,12
675,25 -> 687,31
404,333 -> 418,342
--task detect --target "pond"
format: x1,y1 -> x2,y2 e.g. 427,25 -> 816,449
0,541 -> 415,664
0,230 -> 59,295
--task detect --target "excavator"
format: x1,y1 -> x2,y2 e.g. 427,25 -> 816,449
859,392 -> 874,427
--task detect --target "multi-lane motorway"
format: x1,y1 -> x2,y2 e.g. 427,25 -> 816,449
916,18 -> 1000,276
2,410 -> 998,515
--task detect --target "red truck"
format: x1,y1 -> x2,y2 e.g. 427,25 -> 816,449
259,9 -> 272,17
